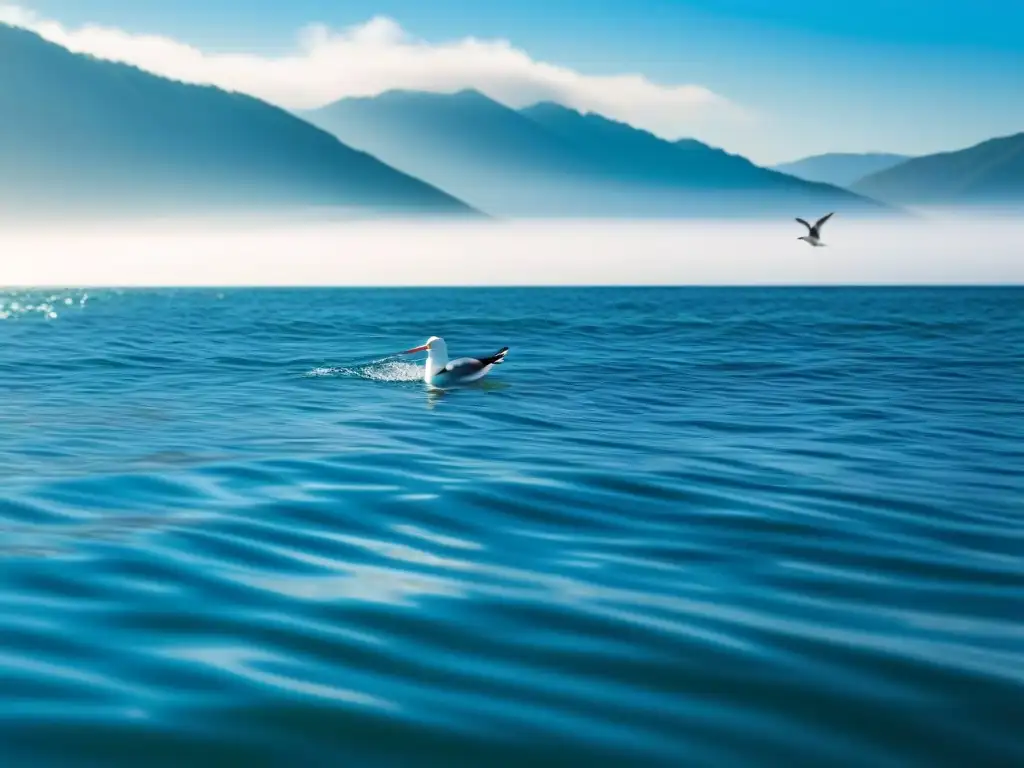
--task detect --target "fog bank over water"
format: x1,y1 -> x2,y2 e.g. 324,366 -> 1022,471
0,216 -> 1021,286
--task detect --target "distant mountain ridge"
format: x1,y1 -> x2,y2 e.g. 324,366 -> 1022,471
851,132 -> 1024,205
304,90 -> 605,218
305,90 -> 891,218
522,102 -> 869,196
773,153 -> 912,188
0,25 -> 475,219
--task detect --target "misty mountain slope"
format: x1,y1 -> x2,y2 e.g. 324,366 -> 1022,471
0,25 -> 475,218
307,90 -> 891,217
304,89 -> 621,218
520,102 -> 753,187
312,90 -> 587,173
519,102 -> 889,212
851,133 -> 1024,205
772,153 -> 911,188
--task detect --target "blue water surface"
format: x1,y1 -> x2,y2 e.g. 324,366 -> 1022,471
1,287 -> 1022,766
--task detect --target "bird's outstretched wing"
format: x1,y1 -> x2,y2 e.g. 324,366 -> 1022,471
814,212 -> 835,230
795,218 -> 812,231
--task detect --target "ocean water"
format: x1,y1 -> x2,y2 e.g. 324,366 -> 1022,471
0,287 -> 1021,767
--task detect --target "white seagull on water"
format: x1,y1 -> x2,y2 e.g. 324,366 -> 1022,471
402,336 -> 508,388
795,212 -> 835,247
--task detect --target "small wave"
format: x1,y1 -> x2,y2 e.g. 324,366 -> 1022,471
359,360 -> 423,382
306,366 -> 343,378
306,359 -> 423,383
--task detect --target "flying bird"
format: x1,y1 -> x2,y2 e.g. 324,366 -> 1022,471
795,212 -> 835,247
402,336 -> 508,389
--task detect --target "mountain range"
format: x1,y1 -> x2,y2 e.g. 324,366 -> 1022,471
2,23 -> 1021,220
304,90 -> 888,218
0,24 -> 475,219
772,153 -> 911,188
851,132 -> 1024,206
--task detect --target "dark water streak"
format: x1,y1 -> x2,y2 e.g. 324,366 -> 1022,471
1,287 -> 1022,766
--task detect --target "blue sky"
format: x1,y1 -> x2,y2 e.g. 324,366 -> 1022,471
17,0 -> 1024,163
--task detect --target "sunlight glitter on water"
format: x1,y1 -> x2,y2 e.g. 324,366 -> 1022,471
0,291 -> 90,320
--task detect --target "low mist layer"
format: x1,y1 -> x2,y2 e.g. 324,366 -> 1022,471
0,215 -> 1020,287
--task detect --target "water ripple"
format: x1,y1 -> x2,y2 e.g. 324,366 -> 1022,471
0,287 -> 1021,766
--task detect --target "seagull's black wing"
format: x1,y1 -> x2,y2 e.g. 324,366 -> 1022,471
795,218 -> 812,232
441,358 -> 485,376
814,212 -> 835,231
441,347 -> 509,375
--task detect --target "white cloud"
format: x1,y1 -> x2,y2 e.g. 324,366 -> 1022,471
0,5 -> 745,137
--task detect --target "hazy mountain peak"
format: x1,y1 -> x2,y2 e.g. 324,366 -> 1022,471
773,152 -> 912,188
0,25 -> 476,219
451,87 -> 492,101
521,100 -> 582,116
850,132 -> 1024,205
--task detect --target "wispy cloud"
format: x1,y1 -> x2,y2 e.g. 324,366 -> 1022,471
0,5 -> 746,137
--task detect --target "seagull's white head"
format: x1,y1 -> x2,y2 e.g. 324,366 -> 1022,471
402,336 -> 446,356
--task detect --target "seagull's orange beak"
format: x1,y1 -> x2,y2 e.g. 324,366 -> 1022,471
402,343 -> 429,354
